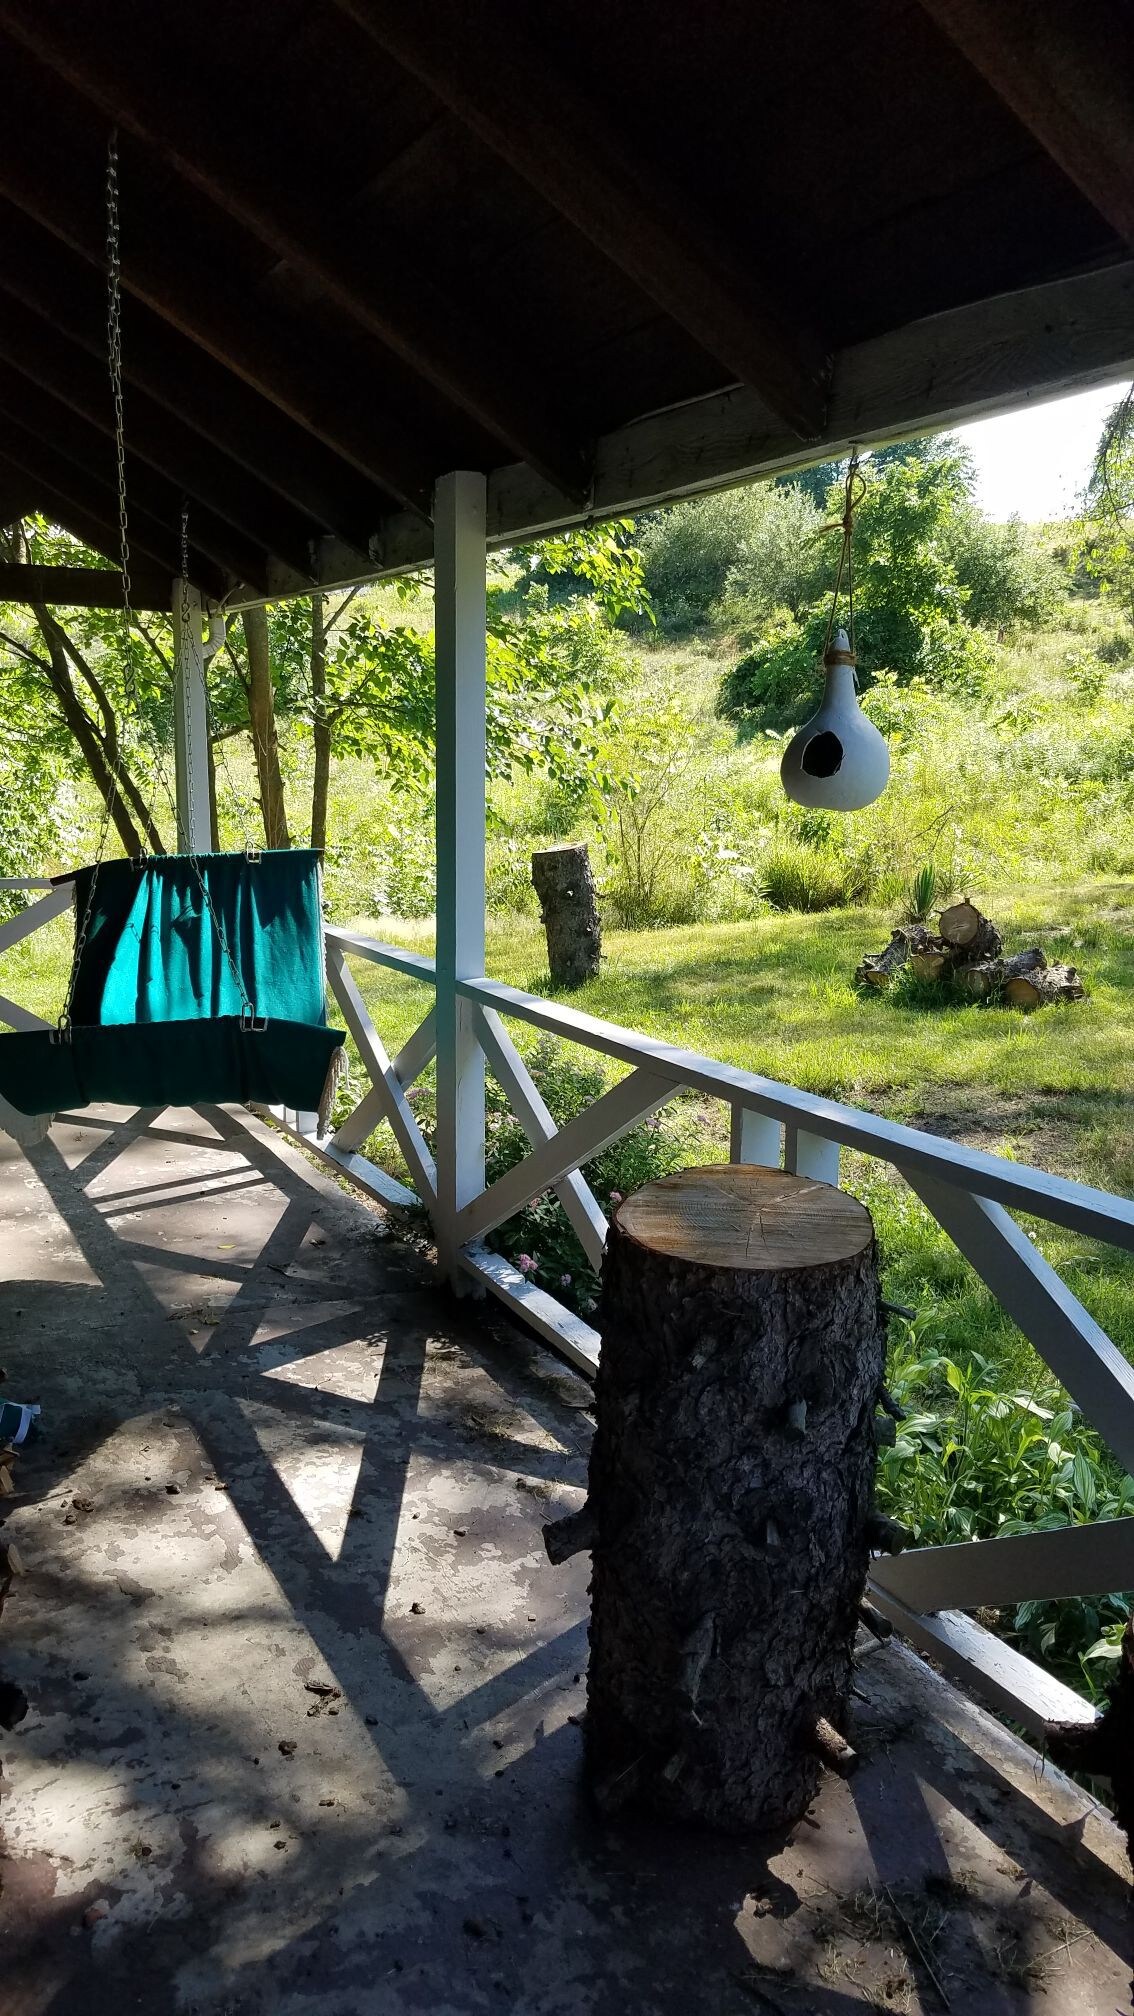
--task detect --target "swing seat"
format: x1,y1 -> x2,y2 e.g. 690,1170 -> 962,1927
0,850 -> 345,1122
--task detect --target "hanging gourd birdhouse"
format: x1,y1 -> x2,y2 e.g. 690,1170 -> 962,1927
780,455 -> 890,812
780,628 -> 890,810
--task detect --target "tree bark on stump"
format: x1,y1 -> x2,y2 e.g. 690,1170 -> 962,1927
531,842 -> 601,987
584,1165 -> 885,1832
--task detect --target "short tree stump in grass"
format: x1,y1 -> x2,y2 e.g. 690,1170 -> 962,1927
584,1164 -> 885,1831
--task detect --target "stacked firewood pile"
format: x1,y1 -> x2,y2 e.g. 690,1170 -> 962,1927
856,899 -> 1086,1008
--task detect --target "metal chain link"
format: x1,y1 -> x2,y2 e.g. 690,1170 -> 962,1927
59,133 -> 256,1036
179,500 -> 256,1023
59,127 -> 134,1036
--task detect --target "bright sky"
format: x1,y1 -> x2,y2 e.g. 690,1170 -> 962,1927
954,379 -> 1130,523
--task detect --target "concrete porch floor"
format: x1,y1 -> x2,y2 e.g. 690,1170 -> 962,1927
0,1103 -> 1129,2016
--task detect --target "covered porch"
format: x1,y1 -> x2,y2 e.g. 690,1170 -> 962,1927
0,1101 -> 1129,2012
0,1 -> 1133,2005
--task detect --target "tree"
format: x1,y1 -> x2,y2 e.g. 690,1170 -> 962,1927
1080,388 -> 1134,623
239,606 -> 291,848
718,439 -> 991,721
0,519 -> 170,856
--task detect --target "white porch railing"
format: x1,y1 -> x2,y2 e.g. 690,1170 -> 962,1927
3,884 -> 1130,1737
310,924 -> 1134,1738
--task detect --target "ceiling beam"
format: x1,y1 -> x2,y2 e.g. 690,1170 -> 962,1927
0,54 -> 437,517
0,203 -> 381,549
0,458 -> 224,598
916,0 -> 1134,248
0,402 -> 271,592
0,5 -> 589,500
0,563 -> 171,610
333,0 -> 829,440
329,258 -> 1134,600
0,427 -> 230,591
0,298 -> 317,579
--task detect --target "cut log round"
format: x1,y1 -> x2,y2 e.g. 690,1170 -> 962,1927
909,945 -> 951,983
938,899 -> 1003,961
531,843 -> 602,988
585,1164 -> 885,1832
1004,961 -> 1085,1009
854,924 -> 929,988
958,947 -> 1046,999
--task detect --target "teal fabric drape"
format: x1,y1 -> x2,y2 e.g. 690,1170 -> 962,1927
0,851 -> 344,1119
67,850 -> 329,1027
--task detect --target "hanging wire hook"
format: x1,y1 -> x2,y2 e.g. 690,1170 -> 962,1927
822,449 -> 866,662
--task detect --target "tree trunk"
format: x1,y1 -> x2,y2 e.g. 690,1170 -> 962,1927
582,1164 -> 885,1832
531,842 -> 601,987
908,943 -> 952,983
206,732 -> 220,852
309,592 -> 331,852
31,605 -> 146,857
241,606 -> 290,849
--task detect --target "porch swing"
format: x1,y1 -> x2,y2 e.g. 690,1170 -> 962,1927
0,133 -> 344,1140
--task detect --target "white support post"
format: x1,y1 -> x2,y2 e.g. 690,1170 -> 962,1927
730,1106 -> 781,1167
171,579 -> 210,853
784,1125 -> 841,1187
433,472 -> 488,1282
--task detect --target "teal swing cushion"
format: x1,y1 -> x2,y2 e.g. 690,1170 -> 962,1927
0,850 -> 344,1119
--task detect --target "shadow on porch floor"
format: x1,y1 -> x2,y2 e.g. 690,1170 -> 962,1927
0,1105 -> 1128,2015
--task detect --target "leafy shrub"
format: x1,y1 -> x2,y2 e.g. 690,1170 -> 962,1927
637,492 -> 758,627
414,1034 -> 698,1315
905,861 -> 940,922
875,1319 -> 1134,1701
639,483 -> 825,632
946,510 -> 1065,631
719,485 -> 828,622
760,842 -> 856,912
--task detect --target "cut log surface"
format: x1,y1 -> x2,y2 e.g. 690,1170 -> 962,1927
1004,961 -> 1085,1009
586,1165 -> 885,1832
855,924 -> 929,988
958,946 -> 1046,998
908,944 -> 951,983
938,899 -> 1003,960
531,842 -> 602,987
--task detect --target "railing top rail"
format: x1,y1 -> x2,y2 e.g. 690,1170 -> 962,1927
458,972 -> 1134,1252
324,926 -> 436,983
318,930 -> 1134,1252
0,877 -> 57,890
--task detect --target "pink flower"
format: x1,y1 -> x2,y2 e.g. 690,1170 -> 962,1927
516,1253 -> 536,1274
559,1273 -> 572,1289
609,1190 -> 623,1205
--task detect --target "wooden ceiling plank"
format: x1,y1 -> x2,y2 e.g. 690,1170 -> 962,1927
0,5 -> 589,499
0,209 -> 380,551
0,459 -> 223,596
0,299 -> 318,578
344,259 -> 1134,593
0,72 -> 436,518
0,419 -> 255,591
332,0 -> 829,439
0,562 -> 171,610
916,0 -> 1134,248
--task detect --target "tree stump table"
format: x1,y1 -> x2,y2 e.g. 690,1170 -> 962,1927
576,1163 -> 886,1832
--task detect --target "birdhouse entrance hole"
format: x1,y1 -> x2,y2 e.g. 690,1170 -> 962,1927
801,730 -> 844,778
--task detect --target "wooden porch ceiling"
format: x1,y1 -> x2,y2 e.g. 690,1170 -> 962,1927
0,0 -> 1130,603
